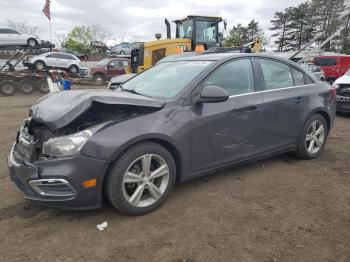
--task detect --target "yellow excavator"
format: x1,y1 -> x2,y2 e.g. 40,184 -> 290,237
128,15 -> 261,73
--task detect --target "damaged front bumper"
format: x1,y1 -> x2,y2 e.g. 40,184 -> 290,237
8,143 -> 110,210
336,95 -> 350,112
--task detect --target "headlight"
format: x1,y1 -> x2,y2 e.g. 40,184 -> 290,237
42,124 -> 106,157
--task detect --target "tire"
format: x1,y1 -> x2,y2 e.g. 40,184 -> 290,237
27,38 -> 38,48
295,114 -> 328,159
34,60 -> 46,71
93,73 -> 106,85
37,79 -> 49,93
106,142 -> 176,215
18,80 -> 34,94
120,51 -> 125,55
69,65 -> 79,74
0,81 -> 16,96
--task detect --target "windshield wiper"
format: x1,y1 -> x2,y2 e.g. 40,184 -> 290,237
120,87 -> 153,98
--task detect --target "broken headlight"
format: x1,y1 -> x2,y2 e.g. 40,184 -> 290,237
42,124 -> 105,157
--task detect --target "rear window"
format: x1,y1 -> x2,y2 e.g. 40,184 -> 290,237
314,57 -> 337,66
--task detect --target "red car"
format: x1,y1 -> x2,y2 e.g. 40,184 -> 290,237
90,58 -> 130,84
314,55 -> 350,81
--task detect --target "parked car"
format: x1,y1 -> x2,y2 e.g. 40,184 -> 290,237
314,55 -> 350,82
334,69 -> 350,113
23,52 -> 81,74
60,48 -> 87,60
8,53 -> 336,215
108,73 -> 136,90
90,58 -> 130,84
0,28 -> 41,47
110,42 -> 131,55
300,63 -> 325,81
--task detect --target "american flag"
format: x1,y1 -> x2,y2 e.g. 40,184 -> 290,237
42,0 -> 51,20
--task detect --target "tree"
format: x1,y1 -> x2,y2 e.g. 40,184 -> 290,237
7,19 -> 40,35
270,0 -> 348,53
285,2 -> 316,51
310,0 -> 346,51
223,20 -> 265,47
270,10 -> 291,51
89,23 -> 113,43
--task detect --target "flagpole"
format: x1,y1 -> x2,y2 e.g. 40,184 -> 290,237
49,19 -> 53,47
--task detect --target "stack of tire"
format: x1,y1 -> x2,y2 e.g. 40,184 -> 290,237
0,77 -> 49,96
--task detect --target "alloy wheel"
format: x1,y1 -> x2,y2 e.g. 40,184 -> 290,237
28,39 -> 36,47
122,154 -> 169,208
305,120 -> 326,154
36,62 -> 44,70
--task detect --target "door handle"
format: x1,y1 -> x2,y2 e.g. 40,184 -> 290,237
295,96 -> 305,104
244,106 -> 262,114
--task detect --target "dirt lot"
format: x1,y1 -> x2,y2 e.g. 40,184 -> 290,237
0,88 -> 349,262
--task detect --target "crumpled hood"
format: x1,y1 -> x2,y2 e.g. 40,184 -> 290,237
335,75 -> 350,85
30,90 -> 165,130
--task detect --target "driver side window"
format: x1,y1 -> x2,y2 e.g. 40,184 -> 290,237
203,59 -> 255,96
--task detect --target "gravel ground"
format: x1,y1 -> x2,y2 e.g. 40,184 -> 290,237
0,88 -> 349,262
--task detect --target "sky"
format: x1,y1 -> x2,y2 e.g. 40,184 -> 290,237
0,0 -> 306,47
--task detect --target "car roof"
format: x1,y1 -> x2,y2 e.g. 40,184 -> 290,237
165,52 -> 296,64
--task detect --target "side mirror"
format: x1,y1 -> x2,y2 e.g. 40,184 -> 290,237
194,86 -> 229,104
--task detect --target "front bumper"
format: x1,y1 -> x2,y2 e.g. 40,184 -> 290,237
336,95 -> 350,112
8,143 -> 110,210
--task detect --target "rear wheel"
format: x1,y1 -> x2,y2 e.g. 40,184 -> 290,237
18,80 -> 34,94
27,38 -> 38,48
106,142 -> 176,215
295,114 -> 328,159
0,81 -> 16,96
37,79 -> 49,93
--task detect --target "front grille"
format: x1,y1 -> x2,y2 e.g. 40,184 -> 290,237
338,84 -> 350,97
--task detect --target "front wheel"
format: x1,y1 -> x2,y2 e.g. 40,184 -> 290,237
106,142 -> 176,215
295,114 -> 328,159
69,65 -> 79,74
93,73 -> 106,85
34,60 -> 46,71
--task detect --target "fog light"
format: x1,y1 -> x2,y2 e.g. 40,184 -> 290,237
28,179 -> 76,197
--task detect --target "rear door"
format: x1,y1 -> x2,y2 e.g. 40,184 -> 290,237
257,58 -> 313,150
190,58 -> 265,172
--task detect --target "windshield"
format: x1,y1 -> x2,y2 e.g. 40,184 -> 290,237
121,61 -> 213,98
96,59 -> 110,66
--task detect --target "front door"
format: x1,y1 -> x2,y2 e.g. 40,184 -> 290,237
190,58 -> 265,173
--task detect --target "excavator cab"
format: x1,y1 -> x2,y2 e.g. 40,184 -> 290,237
173,15 -> 223,51
129,15 -> 225,73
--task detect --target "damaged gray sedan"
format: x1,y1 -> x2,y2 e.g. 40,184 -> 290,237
8,53 -> 336,215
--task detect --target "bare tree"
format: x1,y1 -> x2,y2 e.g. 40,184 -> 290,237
89,23 -> 114,42
55,32 -> 67,47
7,19 -> 40,35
